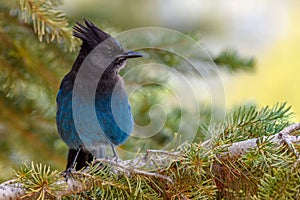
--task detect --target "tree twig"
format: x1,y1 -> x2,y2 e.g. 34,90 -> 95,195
227,122 -> 300,157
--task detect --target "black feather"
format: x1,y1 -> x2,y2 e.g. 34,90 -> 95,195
73,19 -> 111,50
66,149 -> 93,170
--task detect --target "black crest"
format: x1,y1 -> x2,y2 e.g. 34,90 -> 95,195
73,19 -> 111,50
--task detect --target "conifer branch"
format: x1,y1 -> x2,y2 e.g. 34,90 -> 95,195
213,49 -> 255,72
227,122 -> 300,157
18,0 -> 78,51
1,123 -> 299,199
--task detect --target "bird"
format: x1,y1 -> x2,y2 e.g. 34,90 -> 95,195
56,19 -> 142,170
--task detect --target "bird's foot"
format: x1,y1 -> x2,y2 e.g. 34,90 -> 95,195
61,167 -> 75,182
104,154 -> 121,163
111,155 -> 121,162
110,143 -> 121,162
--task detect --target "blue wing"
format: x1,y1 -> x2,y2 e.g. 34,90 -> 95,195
56,88 -> 83,149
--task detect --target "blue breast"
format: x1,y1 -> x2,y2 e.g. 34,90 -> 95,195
95,88 -> 134,146
56,81 -> 134,149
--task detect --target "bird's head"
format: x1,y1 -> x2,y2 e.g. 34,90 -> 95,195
72,19 -> 142,74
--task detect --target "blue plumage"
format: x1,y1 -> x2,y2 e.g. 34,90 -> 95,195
56,19 -> 142,170
56,86 -> 82,149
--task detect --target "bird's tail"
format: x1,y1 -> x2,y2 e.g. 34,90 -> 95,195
66,149 -> 94,170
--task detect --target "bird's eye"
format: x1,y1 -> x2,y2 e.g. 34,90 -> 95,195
107,46 -> 114,57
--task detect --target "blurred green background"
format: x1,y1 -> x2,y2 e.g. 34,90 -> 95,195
0,0 -> 299,181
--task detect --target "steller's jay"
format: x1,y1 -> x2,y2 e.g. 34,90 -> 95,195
56,19 -> 142,170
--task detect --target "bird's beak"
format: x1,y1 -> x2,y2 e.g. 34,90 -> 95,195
117,51 -> 143,59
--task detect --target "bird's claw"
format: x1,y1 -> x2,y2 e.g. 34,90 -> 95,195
61,167 -> 75,182
111,155 -> 121,162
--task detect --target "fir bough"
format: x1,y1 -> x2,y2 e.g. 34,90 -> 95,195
18,0 -> 78,51
254,168 -> 300,199
14,162 -> 66,199
2,103 -> 299,199
213,49 -> 255,72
